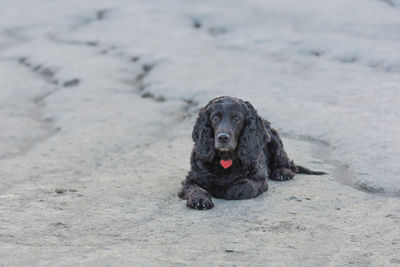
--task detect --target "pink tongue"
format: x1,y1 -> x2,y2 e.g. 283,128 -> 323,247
220,159 -> 233,169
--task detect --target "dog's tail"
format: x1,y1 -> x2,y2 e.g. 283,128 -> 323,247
295,165 -> 327,175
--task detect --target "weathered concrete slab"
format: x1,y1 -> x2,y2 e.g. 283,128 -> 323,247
1,0 -> 400,265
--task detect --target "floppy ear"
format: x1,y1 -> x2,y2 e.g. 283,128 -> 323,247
237,101 -> 271,167
192,107 -> 215,162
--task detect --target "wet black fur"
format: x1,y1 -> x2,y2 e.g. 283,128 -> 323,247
179,96 -> 325,210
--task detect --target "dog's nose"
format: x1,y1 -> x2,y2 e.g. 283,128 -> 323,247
217,133 -> 230,144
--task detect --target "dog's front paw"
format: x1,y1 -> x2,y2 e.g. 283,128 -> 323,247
187,195 -> 214,210
270,168 -> 295,181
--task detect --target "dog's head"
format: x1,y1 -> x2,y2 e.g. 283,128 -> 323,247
192,96 -> 270,166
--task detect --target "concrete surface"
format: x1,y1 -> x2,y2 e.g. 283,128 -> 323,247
1,0 -> 400,266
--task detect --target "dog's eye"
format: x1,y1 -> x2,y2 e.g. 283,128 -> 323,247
233,116 -> 241,123
211,116 -> 219,122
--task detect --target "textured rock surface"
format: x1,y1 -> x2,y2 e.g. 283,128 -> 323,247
1,0 -> 399,265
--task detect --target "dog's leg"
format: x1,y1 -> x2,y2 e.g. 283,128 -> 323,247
179,183 -> 214,210
267,127 -> 298,181
221,179 -> 268,200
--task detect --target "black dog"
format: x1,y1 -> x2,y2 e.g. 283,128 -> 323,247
179,96 -> 325,210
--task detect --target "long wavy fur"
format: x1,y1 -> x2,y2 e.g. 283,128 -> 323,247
237,101 -> 271,168
192,107 -> 215,162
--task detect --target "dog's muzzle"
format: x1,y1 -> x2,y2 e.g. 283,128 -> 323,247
215,132 -> 236,151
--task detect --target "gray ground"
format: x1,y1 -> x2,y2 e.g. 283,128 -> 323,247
1,0 -> 400,266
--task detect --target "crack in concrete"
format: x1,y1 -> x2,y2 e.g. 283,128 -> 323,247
302,48 -> 400,73
45,10 -> 192,108
44,9 -> 112,49
0,94 -> 60,160
279,132 -> 398,197
70,9 -> 111,31
48,34 -> 99,47
132,63 -> 167,103
181,98 -> 199,120
18,57 -> 59,85
189,17 -> 229,36
48,31 -> 168,103
0,58 -> 63,160
380,0 -> 400,7
4,27 -> 29,42
191,17 -> 400,73
191,18 -> 202,29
